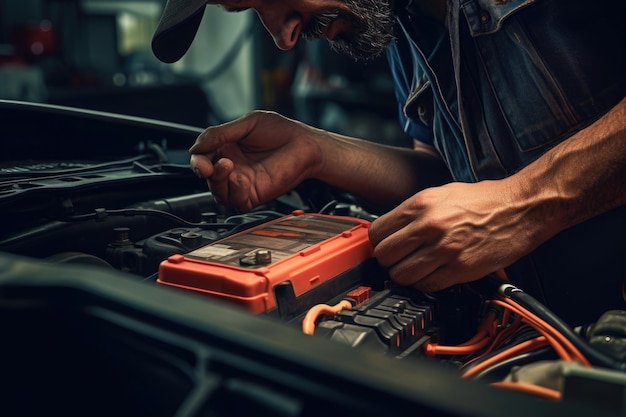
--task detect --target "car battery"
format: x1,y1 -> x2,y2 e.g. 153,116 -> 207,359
157,210 -> 374,314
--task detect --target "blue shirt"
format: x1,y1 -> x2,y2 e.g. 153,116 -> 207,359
388,0 -> 626,182
386,0 -> 626,324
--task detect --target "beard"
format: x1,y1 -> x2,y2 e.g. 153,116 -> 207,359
301,0 -> 395,61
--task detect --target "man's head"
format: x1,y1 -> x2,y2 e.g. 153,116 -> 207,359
152,0 -> 395,63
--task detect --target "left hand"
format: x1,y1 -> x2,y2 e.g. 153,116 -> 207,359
368,180 -> 541,292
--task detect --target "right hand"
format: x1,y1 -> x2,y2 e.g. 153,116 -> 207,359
189,110 -> 325,211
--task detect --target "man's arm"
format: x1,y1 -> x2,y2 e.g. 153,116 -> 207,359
313,132 -> 452,211
189,111 -> 451,212
507,96 -> 626,245
368,96 -> 626,292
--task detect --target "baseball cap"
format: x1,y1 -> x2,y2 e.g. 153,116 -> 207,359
152,0 -> 209,63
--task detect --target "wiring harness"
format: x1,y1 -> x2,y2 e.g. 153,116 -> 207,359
301,275 -> 626,402
428,278 -> 626,400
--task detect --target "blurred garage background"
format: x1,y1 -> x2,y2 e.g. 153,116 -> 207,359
0,0 -> 411,147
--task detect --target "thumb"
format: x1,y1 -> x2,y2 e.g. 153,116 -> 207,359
189,112 -> 261,154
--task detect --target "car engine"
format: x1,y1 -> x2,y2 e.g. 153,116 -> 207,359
1,99 -> 625,417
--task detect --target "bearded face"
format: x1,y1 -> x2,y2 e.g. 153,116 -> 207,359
301,0 -> 395,61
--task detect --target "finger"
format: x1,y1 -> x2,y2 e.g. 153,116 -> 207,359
189,112 -> 260,154
227,170 -> 253,211
412,266 -> 468,293
207,158 -> 235,203
372,220 -> 425,268
374,235 -> 422,269
368,203 -> 414,246
212,158 -> 234,181
387,248 -> 441,287
190,153 -> 215,178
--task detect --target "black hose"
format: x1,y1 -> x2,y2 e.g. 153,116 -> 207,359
470,346 -> 556,382
502,285 -> 626,372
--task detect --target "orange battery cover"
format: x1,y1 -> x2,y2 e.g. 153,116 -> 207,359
157,210 -> 374,314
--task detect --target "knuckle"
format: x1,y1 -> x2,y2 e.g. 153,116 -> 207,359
390,266 -> 418,287
372,241 -> 393,267
367,223 -> 379,242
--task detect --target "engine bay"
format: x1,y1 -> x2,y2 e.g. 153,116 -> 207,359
1,99 -> 625,417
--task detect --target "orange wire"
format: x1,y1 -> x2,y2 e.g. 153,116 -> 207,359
424,306 -> 526,358
424,309 -> 498,356
493,297 -> 590,366
458,321 -> 527,372
500,305 -> 512,325
466,319 -> 526,368
501,294 -> 589,364
461,335 -> 550,379
489,299 -> 573,362
425,334 -> 492,356
484,316 -> 525,354
490,381 -> 562,401
461,292 -> 591,378
302,300 -> 352,335
429,303 -> 529,358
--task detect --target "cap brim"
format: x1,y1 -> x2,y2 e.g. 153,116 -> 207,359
152,0 -> 208,63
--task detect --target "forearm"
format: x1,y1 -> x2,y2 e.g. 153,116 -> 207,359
504,96 -> 626,244
312,131 -> 452,211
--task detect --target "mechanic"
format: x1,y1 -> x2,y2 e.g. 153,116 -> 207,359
151,0 -> 626,326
